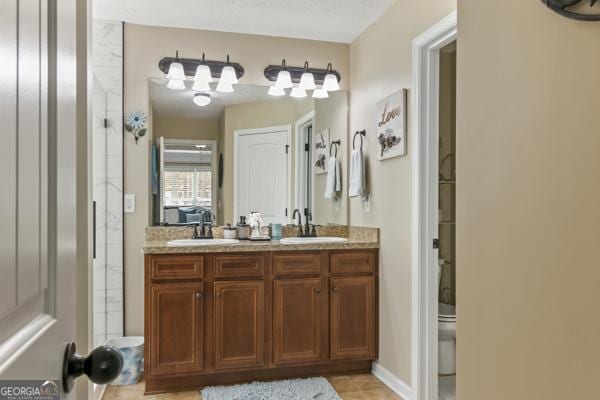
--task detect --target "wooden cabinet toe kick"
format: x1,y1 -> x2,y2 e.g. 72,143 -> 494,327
144,249 -> 378,394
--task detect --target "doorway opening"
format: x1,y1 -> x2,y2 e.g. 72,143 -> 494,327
411,11 -> 457,400
295,111 -> 315,215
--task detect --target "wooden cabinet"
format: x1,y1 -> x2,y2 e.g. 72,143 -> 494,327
214,281 -> 265,369
330,276 -> 376,360
148,283 -> 204,376
273,278 -> 323,365
144,249 -> 377,394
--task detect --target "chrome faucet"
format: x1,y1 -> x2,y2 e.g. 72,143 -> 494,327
192,210 -> 216,239
292,209 -> 304,237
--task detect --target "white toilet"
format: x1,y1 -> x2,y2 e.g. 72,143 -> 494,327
438,259 -> 456,375
438,302 -> 456,375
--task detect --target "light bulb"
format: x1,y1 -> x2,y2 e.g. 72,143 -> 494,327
312,87 -> 329,99
167,79 -> 186,90
193,64 -> 213,92
290,86 -> 307,98
322,73 -> 340,92
219,65 -> 238,85
268,86 -> 286,96
193,93 -> 211,107
166,61 -> 185,80
298,72 -> 316,90
216,81 -> 234,93
275,70 -> 293,89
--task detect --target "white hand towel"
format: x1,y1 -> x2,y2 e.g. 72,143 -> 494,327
349,149 -> 365,198
324,156 -> 341,199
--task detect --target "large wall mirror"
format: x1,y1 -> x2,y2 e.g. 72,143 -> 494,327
149,79 -> 348,227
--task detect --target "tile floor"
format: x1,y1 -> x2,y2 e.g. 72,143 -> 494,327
102,374 -> 402,400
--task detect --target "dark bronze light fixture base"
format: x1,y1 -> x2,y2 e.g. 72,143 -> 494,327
542,0 -> 600,21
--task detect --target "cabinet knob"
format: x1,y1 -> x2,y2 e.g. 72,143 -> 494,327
314,287 -> 321,293
332,287 -> 338,293
196,292 -> 202,298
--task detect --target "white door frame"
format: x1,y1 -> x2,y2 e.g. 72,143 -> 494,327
233,125 -> 292,224
411,11 -> 457,400
294,111 -> 315,214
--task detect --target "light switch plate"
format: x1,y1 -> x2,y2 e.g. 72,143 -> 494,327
124,194 -> 136,213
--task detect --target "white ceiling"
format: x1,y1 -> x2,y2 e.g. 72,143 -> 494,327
149,79 -> 277,119
93,0 -> 396,43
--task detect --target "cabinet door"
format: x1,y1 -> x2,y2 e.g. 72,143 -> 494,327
273,278 -> 323,365
149,283 -> 204,376
214,281 -> 265,369
330,276 -> 375,360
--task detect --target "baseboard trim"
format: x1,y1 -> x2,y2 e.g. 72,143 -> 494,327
371,361 -> 413,400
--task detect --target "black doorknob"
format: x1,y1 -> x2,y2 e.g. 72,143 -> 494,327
62,342 -> 124,392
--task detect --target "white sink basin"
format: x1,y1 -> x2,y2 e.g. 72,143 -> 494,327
279,237 -> 348,245
167,239 -> 240,247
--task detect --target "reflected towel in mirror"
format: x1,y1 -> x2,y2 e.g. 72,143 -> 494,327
324,156 -> 341,199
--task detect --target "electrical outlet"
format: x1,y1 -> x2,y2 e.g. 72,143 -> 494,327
124,194 -> 136,213
363,195 -> 371,212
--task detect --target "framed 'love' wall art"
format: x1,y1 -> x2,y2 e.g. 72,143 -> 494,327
376,89 -> 407,160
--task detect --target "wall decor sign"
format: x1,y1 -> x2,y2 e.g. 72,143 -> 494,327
541,0 -> 600,21
376,89 -> 407,160
313,128 -> 330,175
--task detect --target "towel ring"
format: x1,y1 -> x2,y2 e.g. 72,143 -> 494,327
329,140 -> 341,158
353,130 -> 366,150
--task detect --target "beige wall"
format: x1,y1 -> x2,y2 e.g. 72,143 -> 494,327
153,115 -> 219,141
124,23 -> 349,335
457,1 -> 600,399
349,0 -> 456,383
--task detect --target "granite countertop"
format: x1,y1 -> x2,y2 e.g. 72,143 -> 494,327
142,226 -> 379,254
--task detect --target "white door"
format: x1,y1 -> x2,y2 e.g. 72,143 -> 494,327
235,126 -> 291,225
0,0 -> 90,396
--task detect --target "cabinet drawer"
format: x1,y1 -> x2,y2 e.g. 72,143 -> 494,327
273,253 -> 321,276
214,254 -> 265,278
150,255 -> 204,280
330,251 -> 375,274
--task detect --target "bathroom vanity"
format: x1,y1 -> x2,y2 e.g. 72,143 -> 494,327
142,231 -> 378,394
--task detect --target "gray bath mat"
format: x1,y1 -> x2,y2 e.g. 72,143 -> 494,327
201,377 -> 341,400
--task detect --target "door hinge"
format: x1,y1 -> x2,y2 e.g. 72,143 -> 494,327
285,208 -> 288,216
304,143 -> 310,152
432,238 -> 440,249
103,118 -> 108,128
285,144 -> 289,154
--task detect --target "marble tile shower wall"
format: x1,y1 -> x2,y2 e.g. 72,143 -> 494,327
93,20 -> 123,347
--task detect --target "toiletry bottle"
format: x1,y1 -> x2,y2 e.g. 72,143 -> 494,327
236,216 -> 250,240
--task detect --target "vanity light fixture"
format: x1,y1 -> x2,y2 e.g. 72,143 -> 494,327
192,53 -> 213,92
312,86 -> 329,99
268,85 -> 286,96
298,61 -> 316,90
290,86 -> 307,98
159,53 -> 244,92
322,63 -> 340,92
264,61 -> 341,96
274,59 -> 294,89
166,51 -> 186,90
193,93 -> 211,107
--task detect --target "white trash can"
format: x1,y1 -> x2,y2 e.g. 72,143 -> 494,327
105,336 -> 144,385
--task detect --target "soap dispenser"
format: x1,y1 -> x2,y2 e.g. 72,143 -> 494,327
236,216 -> 250,240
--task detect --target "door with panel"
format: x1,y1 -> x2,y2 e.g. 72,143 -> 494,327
0,0 -> 101,396
330,276 -> 376,360
148,283 -> 204,376
214,281 -> 265,369
273,278 -> 324,365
